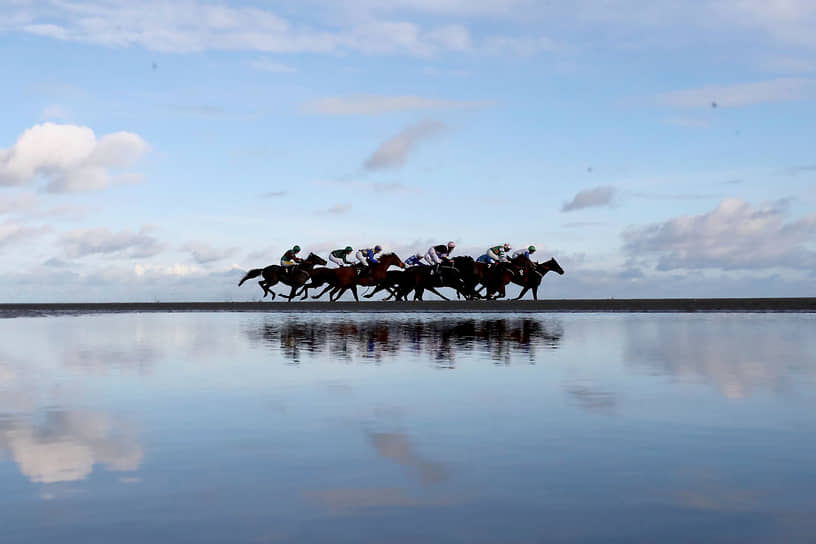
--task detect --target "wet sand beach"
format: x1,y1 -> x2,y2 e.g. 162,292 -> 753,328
1,298 -> 814,317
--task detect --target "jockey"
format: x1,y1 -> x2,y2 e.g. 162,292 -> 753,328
424,241 -> 456,274
424,241 -> 456,266
485,243 -> 511,264
280,245 -> 304,268
329,246 -> 354,267
355,245 -> 382,266
512,245 -> 537,260
405,252 -> 427,267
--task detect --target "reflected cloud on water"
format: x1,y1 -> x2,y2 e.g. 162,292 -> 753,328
624,316 -> 816,398
0,410 -> 142,484
246,317 -> 563,364
1,346 -> 144,485
368,432 -> 447,484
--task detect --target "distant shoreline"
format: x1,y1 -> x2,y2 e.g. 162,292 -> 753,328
1,298 -> 815,317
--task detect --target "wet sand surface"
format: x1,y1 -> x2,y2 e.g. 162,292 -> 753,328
1,298 -> 814,317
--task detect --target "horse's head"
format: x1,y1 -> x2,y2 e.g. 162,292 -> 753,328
379,253 -> 405,269
541,257 -> 565,275
306,252 -> 327,266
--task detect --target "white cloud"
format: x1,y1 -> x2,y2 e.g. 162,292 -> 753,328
363,120 -> 445,171
0,221 -> 51,246
246,58 -> 296,72
301,94 -> 489,115
182,242 -> 239,264
623,198 -> 816,271
657,78 -> 815,108
0,123 -> 149,192
562,186 -> 617,212
3,1 -> 481,56
0,192 -> 37,214
61,226 -> 164,259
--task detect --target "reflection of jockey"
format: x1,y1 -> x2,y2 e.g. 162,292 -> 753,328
424,241 -> 456,266
512,245 -> 536,260
330,246 -> 354,267
280,245 -> 303,268
355,245 -> 382,266
486,243 -> 511,264
405,253 -> 426,267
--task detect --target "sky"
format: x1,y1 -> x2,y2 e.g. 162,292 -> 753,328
0,0 -> 814,301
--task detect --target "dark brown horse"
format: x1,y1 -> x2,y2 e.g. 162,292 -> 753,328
238,252 -> 327,300
451,256 -> 483,299
512,257 -> 565,300
311,253 -> 405,302
388,263 -> 469,301
475,261 -> 517,300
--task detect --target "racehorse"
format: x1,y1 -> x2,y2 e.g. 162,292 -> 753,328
238,252 -> 327,300
475,261 -> 516,300
451,256 -> 483,299
386,262 -> 467,300
311,253 -> 405,302
512,257 -> 565,300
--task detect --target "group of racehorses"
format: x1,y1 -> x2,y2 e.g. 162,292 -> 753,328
238,252 -> 565,302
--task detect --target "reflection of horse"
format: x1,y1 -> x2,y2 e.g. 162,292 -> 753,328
512,257 -> 564,300
238,253 -> 327,300
311,253 -> 405,302
247,317 -> 564,363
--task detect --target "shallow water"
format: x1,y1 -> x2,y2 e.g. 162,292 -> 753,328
1,312 -> 815,543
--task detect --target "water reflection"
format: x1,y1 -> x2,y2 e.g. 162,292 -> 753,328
368,432 -> 447,484
564,383 -> 617,414
0,410 -> 142,484
624,316 -> 815,398
0,345 -> 143,485
246,317 -> 563,364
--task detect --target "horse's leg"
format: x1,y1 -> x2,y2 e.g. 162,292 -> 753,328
285,285 -> 298,301
533,285 -> 539,301
313,284 -> 333,300
515,286 -> 529,300
330,286 -> 346,302
350,285 -> 359,302
363,284 -> 386,299
259,280 -> 268,298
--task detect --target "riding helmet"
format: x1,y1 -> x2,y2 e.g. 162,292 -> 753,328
293,245 -> 301,252
448,241 -> 456,248
374,245 -> 382,252
503,243 -> 511,250
345,246 -> 352,252
528,245 -> 536,252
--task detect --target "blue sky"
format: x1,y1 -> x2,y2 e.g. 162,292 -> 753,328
0,0 -> 814,301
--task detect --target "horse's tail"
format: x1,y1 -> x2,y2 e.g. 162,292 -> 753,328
238,268 -> 264,286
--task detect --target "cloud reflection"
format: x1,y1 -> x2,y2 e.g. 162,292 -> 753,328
247,317 -> 563,364
625,317 -> 816,398
368,432 -> 447,484
0,410 -> 142,484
